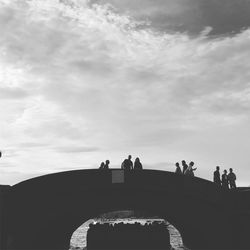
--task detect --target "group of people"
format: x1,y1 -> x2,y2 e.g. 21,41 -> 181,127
99,155 -> 143,171
99,160 -> 110,170
174,160 -> 197,177
214,166 -> 237,189
98,157 -> 237,189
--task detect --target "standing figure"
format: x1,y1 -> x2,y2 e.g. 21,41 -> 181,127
99,162 -> 105,169
121,155 -> 133,170
103,160 -> 110,170
175,162 -> 182,174
134,157 -> 143,170
228,168 -> 237,189
182,160 -> 188,174
213,166 -> 221,186
184,161 -> 197,177
221,170 -> 229,189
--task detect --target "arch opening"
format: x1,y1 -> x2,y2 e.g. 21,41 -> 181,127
69,210 -> 185,250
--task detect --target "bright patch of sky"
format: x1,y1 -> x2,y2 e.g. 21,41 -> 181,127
0,0 -> 250,186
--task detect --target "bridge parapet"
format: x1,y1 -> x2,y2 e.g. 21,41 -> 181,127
11,169 -> 233,212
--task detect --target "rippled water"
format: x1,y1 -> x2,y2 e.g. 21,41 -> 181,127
70,219 -> 187,250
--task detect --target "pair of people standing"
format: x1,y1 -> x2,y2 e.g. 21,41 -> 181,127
175,160 -> 197,177
121,155 -> 143,170
214,166 -> 236,189
99,160 -> 110,170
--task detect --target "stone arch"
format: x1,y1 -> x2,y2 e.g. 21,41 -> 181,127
4,169 -> 245,249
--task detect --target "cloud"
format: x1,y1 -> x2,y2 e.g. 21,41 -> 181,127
18,142 -> 50,148
54,146 -> 99,153
0,0 -> 250,185
0,87 -> 29,99
91,0 -> 250,36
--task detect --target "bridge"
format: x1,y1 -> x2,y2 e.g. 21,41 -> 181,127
0,169 -> 250,250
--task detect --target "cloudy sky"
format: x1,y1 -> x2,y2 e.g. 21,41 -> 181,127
0,0 -> 250,185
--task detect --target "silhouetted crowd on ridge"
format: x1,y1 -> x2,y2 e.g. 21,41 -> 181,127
174,160 -> 197,177
98,155 -> 238,189
213,166 -> 237,189
175,161 -> 237,189
99,155 -> 143,171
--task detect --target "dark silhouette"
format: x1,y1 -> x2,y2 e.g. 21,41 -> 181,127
99,162 -> 105,169
0,151 -> 1,158
213,166 -> 221,186
87,221 -> 171,250
121,155 -> 133,170
184,161 -> 197,177
175,162 -> 182,174
134,157 -> 143,170
181,160 -> 188,174
221,170 -> 229,189
228,168 -> 237,189
103,160 -> 110,170
3,170 -> 250,250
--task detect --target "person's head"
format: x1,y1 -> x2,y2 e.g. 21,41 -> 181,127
181,160 -> 186,165
189,161 -> 194,166
175,162 -> 179,167
135,157 -> 139,162
106,160 -> 110,165
216,166 -> 220,171
128,155 -> 132,160
229,168 -> 233,173
100,162 -> 104,167
224,169 -> 227,174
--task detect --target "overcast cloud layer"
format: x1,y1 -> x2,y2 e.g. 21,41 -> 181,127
92,0 -> 250,36
0,0 -> 250,185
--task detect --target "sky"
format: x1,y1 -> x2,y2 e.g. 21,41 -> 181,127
0,0 -> 250,186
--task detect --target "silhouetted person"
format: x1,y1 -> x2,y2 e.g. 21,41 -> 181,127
103,160 -> 110,170
134,157 -> 143,170
121,155 -> 133,170
221,170 -> 229,189
228,168 -> 237,189
213,166 -> 221,186
99,162 -> 105,169
175,162 -> 182,174
184,161 -> 197,177
182,160 -> 188,174
0,151 -> 1,158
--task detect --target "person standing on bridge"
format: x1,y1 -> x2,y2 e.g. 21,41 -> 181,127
103,160 -> 110,170
99,162 -> 105,169
228,168 -> 237,189
181,160 -> 188,174
134,157 -> 143,170
175,162 -> 182,174
184,161 -> 197,177
121,155 -> 133,170
213,166 -> 221,186
221,170 -> 229,189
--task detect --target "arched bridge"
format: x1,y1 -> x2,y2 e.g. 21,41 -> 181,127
1,169 -> 250,249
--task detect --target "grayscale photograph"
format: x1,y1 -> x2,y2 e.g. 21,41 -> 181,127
0,0 -> 250,249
